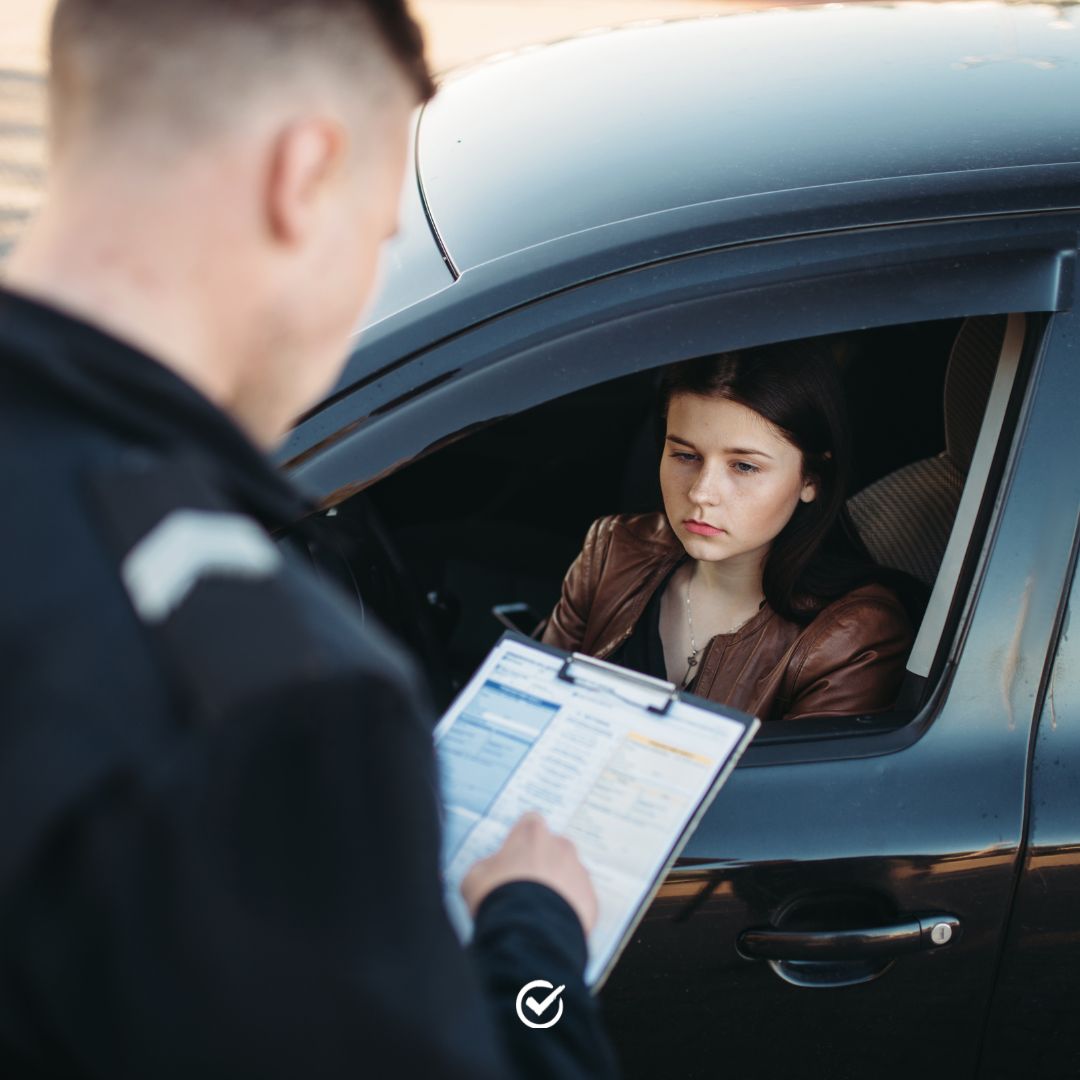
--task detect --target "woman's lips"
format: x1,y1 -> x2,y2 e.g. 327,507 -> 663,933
684,520 -> 726,536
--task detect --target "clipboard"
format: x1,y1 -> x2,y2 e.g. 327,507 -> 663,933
434,631 -> 760,990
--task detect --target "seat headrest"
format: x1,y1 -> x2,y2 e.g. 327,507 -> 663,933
944,315 -> 1008,473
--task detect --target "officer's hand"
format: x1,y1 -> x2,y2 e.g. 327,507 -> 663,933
460,812 -> 599,935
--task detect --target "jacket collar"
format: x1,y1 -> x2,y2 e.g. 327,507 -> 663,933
0,286 -> 313,533
590,512 -> 779,659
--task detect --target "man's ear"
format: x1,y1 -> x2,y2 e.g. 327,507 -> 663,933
265,118 -> 347,246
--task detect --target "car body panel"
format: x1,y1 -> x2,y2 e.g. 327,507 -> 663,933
275,8 -> 1080,1073
599,303 -> 1080,1078
318,162 -> 1080,417
283,215 -> 1077,502
352,113 -> 454,331
297,2 -> 1080,424
418,4 -> 1080,273
977,316 -> 1080,1079
285,229 -> 1080,1075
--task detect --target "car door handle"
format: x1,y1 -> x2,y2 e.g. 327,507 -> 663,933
738,914 -> 961,961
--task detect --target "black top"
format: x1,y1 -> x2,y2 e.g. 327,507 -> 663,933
608,560 -> 772,694
0,288 -> 618,1080
608,561 -> 690,688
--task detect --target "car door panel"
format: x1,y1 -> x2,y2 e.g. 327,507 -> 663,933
977,318 -> 1080,1080
290,220 -> 1080,1078
976,560 -> 1080,1079
599,308 -> 1080,1078
282,217 -> 1076,502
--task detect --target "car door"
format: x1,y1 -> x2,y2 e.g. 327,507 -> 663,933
597,305 -> 1080,1080
286,216 -> 1080,1080
976,488 -> 1080,1079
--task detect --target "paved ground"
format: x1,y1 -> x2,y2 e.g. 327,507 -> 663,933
0,0 -> 768,263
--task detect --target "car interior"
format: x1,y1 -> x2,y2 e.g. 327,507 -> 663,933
301,311 -> 1037,739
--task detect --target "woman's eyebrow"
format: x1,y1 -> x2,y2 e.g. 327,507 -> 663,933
725,447 -> 774,459
666,434 -> 774,460
666,433 -> 697,448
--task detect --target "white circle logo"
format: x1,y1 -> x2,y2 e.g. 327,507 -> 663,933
515,980 -> 566,1029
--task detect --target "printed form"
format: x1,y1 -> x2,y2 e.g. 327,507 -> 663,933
435,636 -> 755,986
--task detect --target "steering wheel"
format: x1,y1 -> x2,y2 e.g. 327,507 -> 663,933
292,495 -> 458,711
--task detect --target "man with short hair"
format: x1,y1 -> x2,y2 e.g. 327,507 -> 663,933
0,2 -> 618,1077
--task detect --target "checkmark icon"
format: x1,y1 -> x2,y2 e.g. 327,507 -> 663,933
515,979 -> 567,1028
525,984 -> 565,1016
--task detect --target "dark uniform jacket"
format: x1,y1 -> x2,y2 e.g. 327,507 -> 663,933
0,289 -> 618,1079
542,513 -> 912,722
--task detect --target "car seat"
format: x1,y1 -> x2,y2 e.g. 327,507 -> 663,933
846,314 -> 1011,588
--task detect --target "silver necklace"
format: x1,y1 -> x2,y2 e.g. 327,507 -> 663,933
683,570 -> 762,688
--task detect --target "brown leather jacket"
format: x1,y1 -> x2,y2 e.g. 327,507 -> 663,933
541,513 -> 913,723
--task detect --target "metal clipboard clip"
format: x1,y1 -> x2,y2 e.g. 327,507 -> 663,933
557,652 -> 678,716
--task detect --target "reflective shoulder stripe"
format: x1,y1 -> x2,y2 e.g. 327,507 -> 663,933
121,509 -> 282,624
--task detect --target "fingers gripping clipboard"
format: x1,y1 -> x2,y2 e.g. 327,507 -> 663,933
434,632 -> 760,989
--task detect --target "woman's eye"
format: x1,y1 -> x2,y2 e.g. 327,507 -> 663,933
732,461 -> 760,474
670,451 -> 699,463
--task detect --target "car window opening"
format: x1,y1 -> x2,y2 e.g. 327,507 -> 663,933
309,311 -> 1038,745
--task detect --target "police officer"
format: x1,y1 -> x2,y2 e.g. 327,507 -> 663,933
0,2 -> 618,1077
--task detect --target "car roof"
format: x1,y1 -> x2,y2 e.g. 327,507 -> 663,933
418,2 -> 1080,273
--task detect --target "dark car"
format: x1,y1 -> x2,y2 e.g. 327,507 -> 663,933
276,5 -> 1080,1077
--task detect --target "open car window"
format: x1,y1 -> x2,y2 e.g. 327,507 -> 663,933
303,308 -> 1044,756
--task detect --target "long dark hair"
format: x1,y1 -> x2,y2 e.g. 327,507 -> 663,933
659,341 -> 890,624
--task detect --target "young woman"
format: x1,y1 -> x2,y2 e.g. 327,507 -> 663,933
541,342 -> 914,723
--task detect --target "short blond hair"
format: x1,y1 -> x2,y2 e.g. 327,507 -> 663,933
49,0 -> 434,151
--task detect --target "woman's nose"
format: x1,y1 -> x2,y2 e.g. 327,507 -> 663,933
688,462 -> 724,506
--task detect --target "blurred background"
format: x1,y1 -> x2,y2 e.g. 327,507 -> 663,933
1,0 -> 785,263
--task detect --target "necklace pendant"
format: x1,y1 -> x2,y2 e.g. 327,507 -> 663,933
682,653 -> 699,689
